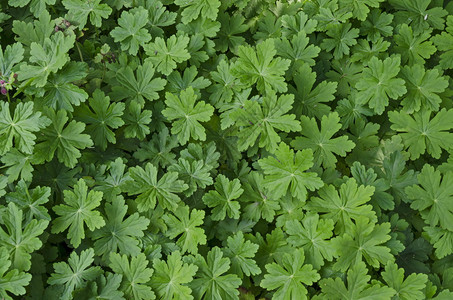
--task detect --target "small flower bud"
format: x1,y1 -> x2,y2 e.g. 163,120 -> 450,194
0,80 -> 5,85
55,26 -> 60,32
1,87 -> 7,95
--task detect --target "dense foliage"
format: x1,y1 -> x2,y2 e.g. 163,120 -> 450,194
1,0 -> 453,299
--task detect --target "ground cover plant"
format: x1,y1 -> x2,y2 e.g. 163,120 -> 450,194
0,0 -> 453,299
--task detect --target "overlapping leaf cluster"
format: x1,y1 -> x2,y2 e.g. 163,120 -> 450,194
0,0 -> 453,299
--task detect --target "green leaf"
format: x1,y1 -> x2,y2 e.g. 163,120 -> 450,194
285,213 -> 335,269
151,251 -> 198,300
122,101 -> 152,140
0,149 -> 36,183
0,202 -> 48,271
339,0 -> 384,21
361,10 -> 394,42
133,127 -> 178,169
144,35 -> 191,76
318,261 -> 396,299
0,247 -> 31,299
288,63 -> 337,120
202,174 -> 243,221
8,0 -> 56,17
424,226 -> 453,259
92,196 -> 149,259
189,247 -> 241,300
109,253 -> 155,300
110,7 -> 151,56
432,16 -> 453,69
19,31 -> 75,87
168,158 -> 213,196
394,24 -> 436,65
0,101 -> 51,155
405,165 -> 453,231
307,178 -> 376,234
123,162 -> 188,212
73,273 -> 125,300
389,108 -> 453,160
162,86 -> 214,145
162,205 -> 207,255
229,91 -> 301,152
355,56 -> 406,114
382,261 -> 428,300
0,43 -> 24,78
231,39 -> 291,94
39,62 -> 89,112
261,248 -> 320,300
62,0 -> 112,29
75,89 -> 125,150
5,180 -> 51,223
34,109 -> 93,168
258,142 -> 323,201
332,216 -> 393,271
48,248 -> 102,300
399,64 -> 449,113
321,23 -> 359,59
112,60 -> 166,106
51,179 -> 105,248
274,32 -> 320,69
174,0 -> 220,24
240,171 -> 280,222
291,112 -> 355,169
223,231 -> 260,278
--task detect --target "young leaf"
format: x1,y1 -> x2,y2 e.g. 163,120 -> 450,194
258,142 -> 324,201
202,174 -> 243,221
51,179 -> 105,248
260,248 -> 320,300
162,205 -> 207,255
48,248 -> 102,300
162,86 -> 214,145
291,112 -> 355,169
123,162 -> 188,212
122,101 -> 152,140
151,251 -> 198,300
0,101 -> 51,155
109,253 -> 154,300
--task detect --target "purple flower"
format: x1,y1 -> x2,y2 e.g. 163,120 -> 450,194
1,87 -> 7,95
0,80 -> 5,85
